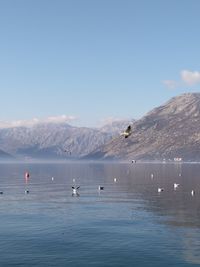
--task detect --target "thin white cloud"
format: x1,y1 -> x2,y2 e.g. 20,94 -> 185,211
163,69 -> 200,89
181,70 -> 200,85
45,115 -> 76,123
163,80 -> 178,89
99,116 -> 130,127
0,115 -> 77,129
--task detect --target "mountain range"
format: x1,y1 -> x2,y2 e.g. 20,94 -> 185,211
1,92 -> 200,161
0,119 -> 131,160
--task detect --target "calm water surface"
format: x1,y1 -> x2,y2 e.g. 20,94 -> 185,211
0,161 -> 200,266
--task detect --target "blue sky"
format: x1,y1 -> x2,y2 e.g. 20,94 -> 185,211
0,0 -> 200,127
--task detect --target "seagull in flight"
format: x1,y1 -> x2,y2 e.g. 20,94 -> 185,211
120,125 -> 132,138
72,186 -> 80,195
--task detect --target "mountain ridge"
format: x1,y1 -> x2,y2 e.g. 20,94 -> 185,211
0,120 -> 130,160
86,93 -> 200,161
1,93 -> 200,161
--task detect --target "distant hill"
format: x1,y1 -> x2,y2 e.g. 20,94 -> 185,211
0,120 -> 130,160
86,93 -> 200,161
0,149 -> 14,160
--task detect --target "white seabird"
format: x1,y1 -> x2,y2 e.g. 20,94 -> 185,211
72,186 -> 80,195
98,186 -> 104,190
120,125 -> 132,138
174,183 -> 180,190
158,187 -> 164,193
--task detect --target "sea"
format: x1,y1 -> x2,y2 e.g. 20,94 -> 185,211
0,161 -> 200,266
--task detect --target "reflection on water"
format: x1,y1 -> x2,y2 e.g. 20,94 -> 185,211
0,162 -> 200,266
182,230 -> 200,265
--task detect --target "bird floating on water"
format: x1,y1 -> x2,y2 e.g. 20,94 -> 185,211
158,188 -> 164,193
120,125 -> 132,138
25,190 -> 29,194
191,190 -> 195,196
174,183 -> 180,190
114,178 -> 117,182
98,186 -> 104,190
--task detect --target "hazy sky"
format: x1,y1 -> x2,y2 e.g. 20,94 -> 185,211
0,0 -> 200,127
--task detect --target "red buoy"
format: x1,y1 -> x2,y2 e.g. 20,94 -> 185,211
25,172 -> 29,179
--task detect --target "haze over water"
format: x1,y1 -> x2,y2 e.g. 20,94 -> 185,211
0,162 -> 200,266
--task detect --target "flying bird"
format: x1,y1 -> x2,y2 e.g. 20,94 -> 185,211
72,186 -> 80,195
120,125 -> 132,138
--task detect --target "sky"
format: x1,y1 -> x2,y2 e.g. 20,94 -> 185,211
0,0 -> 200,127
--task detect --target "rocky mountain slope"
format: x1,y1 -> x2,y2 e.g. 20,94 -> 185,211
87,93 -> 200,161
